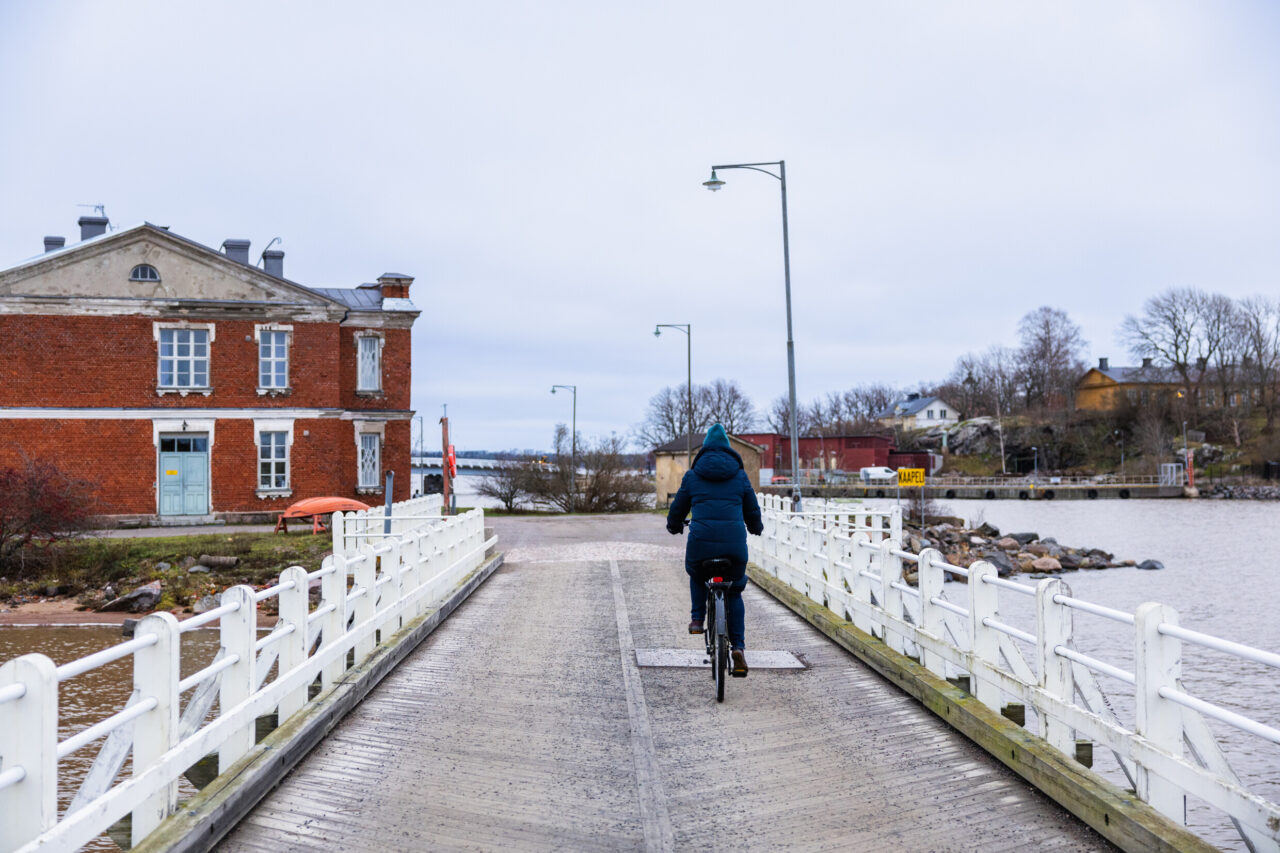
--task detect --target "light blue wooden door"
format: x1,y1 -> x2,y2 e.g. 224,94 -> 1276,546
158,436 -> 209,515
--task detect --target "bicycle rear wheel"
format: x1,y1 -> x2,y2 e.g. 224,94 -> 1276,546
714,599 -> 727,702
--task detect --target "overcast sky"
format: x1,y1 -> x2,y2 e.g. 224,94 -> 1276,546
3,2 -> 1278,452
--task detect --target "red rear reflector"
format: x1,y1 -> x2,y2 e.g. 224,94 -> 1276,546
711,577 -> 723,582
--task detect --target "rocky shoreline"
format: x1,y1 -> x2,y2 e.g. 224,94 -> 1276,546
899,518 -> 1161,585
1204,484 -> 1280,500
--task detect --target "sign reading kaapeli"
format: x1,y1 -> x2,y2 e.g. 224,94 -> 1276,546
897,468 -> 925,487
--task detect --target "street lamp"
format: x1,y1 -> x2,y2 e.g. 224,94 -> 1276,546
1114,429 -> 1125,478
414,414 -> 424,495
550,385 -> 577,514
704,159 -> 800,507
1031,446 -> 1039,482
654,324 -> 692,471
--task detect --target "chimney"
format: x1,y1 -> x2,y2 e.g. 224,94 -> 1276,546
221,239 -> 251,265
263,249 -> 284,278
1098,357 -> 1109,370
1141,357 -> 1153,368
78,216 -> 109,241
376,272 -> 413,300
906,392 -> 920,401
43,236 -> 65,253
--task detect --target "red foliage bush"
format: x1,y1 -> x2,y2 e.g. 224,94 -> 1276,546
0,458 -> 99,570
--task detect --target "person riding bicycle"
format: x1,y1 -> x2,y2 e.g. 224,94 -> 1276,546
666,424 -> 763,676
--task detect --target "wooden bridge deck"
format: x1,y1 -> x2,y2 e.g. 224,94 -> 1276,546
220,515 -> 1112,852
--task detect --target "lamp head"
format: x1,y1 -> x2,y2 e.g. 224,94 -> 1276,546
550,387 -> 556,394
702,170 -> 725,192
653,327 -> 661,337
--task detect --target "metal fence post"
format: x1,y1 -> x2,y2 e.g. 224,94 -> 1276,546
0,653 -> 57,849
917,548 -> 946,677
218,584 -> 258,774
967,561 -> 1001,709
879,539 -> 905,654
277,566 -> 311,722
1135,601 -> 1186,823
131,611 -> 179,845
1037,578 -> 1075,754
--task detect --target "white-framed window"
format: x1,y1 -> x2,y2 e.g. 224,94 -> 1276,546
356,333 -> 383,392
255,326 -> 291,391
259,431 -> 289,489
130,264 -> 161,282
939,408 -> 947,418
359,434 -> 380,487
926,409 -> 934,419
254,419 -> 294,496
157,326 -> 211,389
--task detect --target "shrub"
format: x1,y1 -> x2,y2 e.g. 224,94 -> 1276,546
0,459 -> 99,575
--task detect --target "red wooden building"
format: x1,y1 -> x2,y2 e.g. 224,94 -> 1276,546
738,432 -> 938,478
0,215 -> 419,524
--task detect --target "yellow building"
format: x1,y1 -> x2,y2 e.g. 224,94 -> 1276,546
1075,357 -> 1186,410
653,432 -> 762,508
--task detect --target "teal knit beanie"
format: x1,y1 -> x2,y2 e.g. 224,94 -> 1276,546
703,423 -> 731,450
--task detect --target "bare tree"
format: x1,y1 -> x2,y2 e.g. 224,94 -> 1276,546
475,458 -> 539,511
528,426 -> 649,512
767,394 -> 813,436
0,458 -> 98,572
1238,294 -> 1280,432
702,379 -> 758,434
1016,306 -> 1086,410
1120,287 -> 1227,404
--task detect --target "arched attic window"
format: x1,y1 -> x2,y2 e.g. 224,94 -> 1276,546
130,264 -> 161,282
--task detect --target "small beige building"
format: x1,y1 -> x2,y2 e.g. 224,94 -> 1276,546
653,432 -> 763,508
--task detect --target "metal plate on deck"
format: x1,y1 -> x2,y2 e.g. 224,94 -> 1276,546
634,649 -> 807,669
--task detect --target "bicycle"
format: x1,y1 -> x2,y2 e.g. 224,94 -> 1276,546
696,556 -> 740,703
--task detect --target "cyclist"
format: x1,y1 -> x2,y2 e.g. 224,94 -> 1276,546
666,423 -> 763,676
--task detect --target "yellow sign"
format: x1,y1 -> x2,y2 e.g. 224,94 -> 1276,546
165,470 -> 178,476
898,468 -> 925,487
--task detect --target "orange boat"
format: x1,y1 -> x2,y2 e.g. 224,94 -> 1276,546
274,497 -> 372,534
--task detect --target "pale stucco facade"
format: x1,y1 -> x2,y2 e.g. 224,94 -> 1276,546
654,434 -> 762,508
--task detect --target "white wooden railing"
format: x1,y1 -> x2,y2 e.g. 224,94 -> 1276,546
0,494 -> 493,853
749,494 -> 1280,851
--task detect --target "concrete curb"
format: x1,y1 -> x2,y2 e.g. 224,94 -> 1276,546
133,551 -> 506,853
747,564 -> 1216,853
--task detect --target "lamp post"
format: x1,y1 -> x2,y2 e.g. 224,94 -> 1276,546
704,159 -> 800,507
551,385 -> 577,514
1031,446 -> 1039,482
1114,429 -> 1125,478
1182,420 -> 1192,488
654,324 -> 692,471
414,414 -> 424,495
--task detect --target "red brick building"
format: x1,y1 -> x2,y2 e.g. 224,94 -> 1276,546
0,216 -> 419,524
738,433 -> 938,478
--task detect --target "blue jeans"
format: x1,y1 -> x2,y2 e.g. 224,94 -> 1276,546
687,567 -> 746,650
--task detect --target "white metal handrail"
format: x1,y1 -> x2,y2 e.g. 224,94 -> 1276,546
748,492 -> 1280,850
0,492 -> 488,853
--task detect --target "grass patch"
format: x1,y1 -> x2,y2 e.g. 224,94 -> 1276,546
0,530 -> 334,610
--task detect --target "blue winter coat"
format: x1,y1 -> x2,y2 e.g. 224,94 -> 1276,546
666,439 -> 764,574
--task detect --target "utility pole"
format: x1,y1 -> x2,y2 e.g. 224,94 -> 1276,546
440,405 -> 451,515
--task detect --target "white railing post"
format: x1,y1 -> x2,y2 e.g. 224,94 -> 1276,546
0,653 -> 57,850
353,542 -> 377,663
321,551 -> 349,689
888,505 -> 902,542
1135,602 -> 1186,823
218,584 -> 257,774
1036,578 -> 1075,754
823,528 -> 843,616
879,539 -> 906,654
131,611 -> 180,845
967,561 -> 1001,709
277,566 -> 310,722
917,548 -> 947,677
850,533 -> 872,635
332,507 -> 346,558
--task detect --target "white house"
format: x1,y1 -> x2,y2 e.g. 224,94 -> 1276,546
875,394 -> 960,431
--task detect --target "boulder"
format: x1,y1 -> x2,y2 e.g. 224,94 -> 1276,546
1025,543 -> 1050,557
99,580 -> 163,613
995,537 -> 1020,551
1032,556 -> 1062,572
1015,554 -> 1037,572
102,584 -> 116,600
983,550 -> 1017,577
968,536 -> 986,546
975,522 -> 1001,538
154,562 -> 171,572
192,594 -> 221,614
180,556 -> 198,569
1137,559 -> 1165,571
1009,532 -> 1039,546
1058,552 -> 1082,570
188,565 -> 211,574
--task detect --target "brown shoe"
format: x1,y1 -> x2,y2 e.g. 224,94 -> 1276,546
688,620 -> 705,634
731,649 -> 748,677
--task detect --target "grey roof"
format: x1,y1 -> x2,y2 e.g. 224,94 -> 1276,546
309,287 -> 384,310
875,395 -> 951,419
1091,365 -> 1190,384
653,432 -> 762,454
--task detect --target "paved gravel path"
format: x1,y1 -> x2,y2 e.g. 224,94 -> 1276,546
220,514 -> 1112,852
